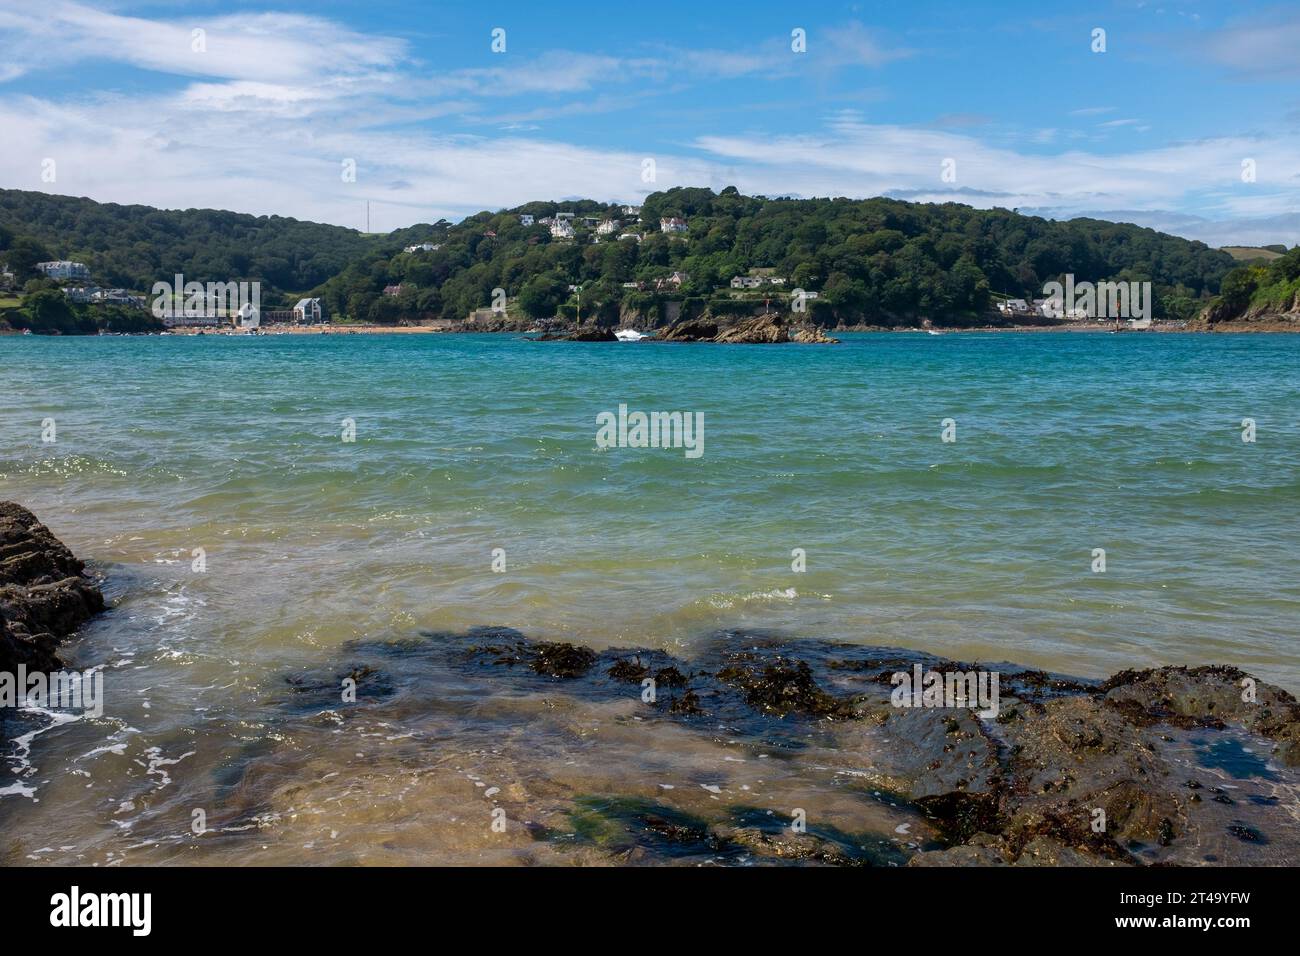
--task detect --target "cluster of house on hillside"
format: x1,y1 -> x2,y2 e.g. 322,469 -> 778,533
620,271 -> 690,292
31,260 -> 149,311
730,274 -> 786,289
997,297 -> 1089,320
65,286 -> 146,308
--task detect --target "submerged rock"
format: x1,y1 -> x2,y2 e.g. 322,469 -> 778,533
221,629 -> 1300,867
0,502 -> 105,674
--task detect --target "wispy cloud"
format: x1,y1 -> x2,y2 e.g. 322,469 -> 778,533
1196,12 -> 1300,76
0,1 -> 407,84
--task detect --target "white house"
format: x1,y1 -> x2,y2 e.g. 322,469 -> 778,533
550,220 -> 575,239
596,219 -> 621,235
518,214 -> 535,226
997,298 -> 1029,315
95,288 -> 146,308
65,285 -> 99,303
37,260 -> 90,280
618,232 -> 642,243
730,276 -> 763,289
293,297 -> 324,324
403,243 -> 439,254
622,205 -> 642,217
660,217 -> 688,234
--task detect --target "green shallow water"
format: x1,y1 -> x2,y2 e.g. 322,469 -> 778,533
1,330 -> 1298,861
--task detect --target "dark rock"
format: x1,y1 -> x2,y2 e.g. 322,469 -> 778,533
562,328 -> 617,342
658,317 -> 719,342
0,502 -> 105,674
1102,665 -> 1300,765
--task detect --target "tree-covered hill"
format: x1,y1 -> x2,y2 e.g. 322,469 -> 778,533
313,187 -> 1236,327
1198,244 -> 1300,328
0,188 -> 384,300
0,186 -> 1237,326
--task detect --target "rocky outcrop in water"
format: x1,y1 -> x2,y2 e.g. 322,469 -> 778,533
661,311 -> 838,344
0,502 -> 104,673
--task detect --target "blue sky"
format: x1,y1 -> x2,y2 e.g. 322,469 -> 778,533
2,0 -> 1299,244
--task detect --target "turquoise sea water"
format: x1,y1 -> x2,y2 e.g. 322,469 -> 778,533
1,330 -> 1298,861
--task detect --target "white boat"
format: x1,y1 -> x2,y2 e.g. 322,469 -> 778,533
615,329 -> 649,342
926,329 -> 942,336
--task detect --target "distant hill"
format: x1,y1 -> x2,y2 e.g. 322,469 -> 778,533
313,187 -> 1237,327
0,188 -> 389,301
0,186 -> 1238,326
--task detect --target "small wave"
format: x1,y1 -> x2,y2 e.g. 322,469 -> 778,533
705,587 -> 801,610
2,707 -> 85,799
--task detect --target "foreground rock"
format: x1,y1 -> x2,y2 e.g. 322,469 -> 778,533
0,502 -> 104,673
262,629 -> 1300,866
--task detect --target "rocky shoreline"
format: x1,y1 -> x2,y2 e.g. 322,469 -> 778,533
4,502 -> 1297,866
0,502 -> 104,676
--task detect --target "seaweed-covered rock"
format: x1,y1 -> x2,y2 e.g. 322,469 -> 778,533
1102,666 -> 1300,765
0,502 -> 105,673
274,630 -> 1300,867
715,655 -> 857,718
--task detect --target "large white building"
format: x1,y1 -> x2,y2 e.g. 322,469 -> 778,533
550,220 -> 575,239
293,298 -> 324,323
37,260 -> 90,280
660,217 -> 688,234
